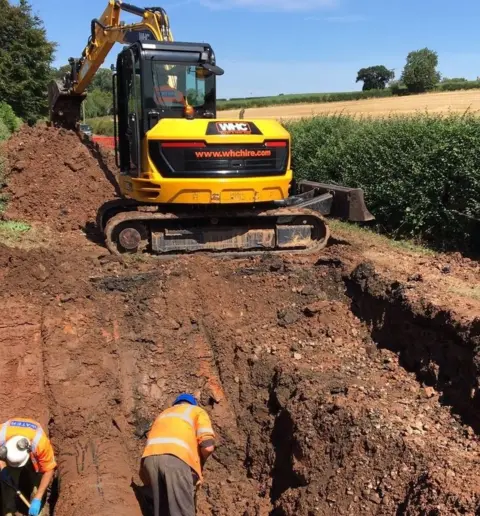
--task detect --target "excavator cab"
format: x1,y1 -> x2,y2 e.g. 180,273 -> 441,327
114,40 -> 223,177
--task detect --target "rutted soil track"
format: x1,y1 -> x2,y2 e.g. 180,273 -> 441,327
0,126 -> 479,515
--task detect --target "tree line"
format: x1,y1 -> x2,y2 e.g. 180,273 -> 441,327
356,48 -> 471,94
0,0 -> 113,126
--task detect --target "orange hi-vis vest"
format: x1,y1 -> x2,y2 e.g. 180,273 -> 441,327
142,404 -> 215,480
0,418 -> 57,473
153,85 -> 185,106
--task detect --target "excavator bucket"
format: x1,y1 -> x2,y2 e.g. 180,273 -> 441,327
48,80 -> 86,129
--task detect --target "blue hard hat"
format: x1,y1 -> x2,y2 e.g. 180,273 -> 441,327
173,393 -> 198,406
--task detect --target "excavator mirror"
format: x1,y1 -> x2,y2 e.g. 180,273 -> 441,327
201,63 -> 224,76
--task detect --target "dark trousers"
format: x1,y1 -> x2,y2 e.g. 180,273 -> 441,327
143,454 -> 198,516
0,460 -> 40,515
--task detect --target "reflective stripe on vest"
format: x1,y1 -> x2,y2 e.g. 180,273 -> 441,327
146,436 -> 191,452
31,428 -> 44,453
145,436 -> 198,465
0,421 -> 43,452
0,423 -> 7,445
196,427 -> 214,437
158,409 -> 194,426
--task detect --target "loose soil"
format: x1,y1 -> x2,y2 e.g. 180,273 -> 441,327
219,89 -> 480,120
3,124 -> 117,232
0,126 -> 479,515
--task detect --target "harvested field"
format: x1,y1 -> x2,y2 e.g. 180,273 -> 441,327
219,89 -> 480,120
0,126 -> 479,515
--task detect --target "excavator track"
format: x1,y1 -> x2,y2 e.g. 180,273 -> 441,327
97,201 -> 330,257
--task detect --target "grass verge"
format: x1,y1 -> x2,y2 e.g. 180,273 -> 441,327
0,220 -> 31,242
328,219 -> 436,257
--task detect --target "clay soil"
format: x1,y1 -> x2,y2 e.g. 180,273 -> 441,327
0,125 -> 479,515
219,89 -> 480,120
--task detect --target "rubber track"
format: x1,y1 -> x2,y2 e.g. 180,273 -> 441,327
103,206 -> 331,258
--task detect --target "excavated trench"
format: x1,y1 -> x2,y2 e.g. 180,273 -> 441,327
1,126 -> 479,515
1,246 -> 478,515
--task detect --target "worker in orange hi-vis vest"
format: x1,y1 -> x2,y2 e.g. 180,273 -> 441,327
153,68 -> 185,108
140,393 -> 216,516
0,417 -> 57,516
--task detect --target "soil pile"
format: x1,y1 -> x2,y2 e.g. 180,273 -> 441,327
3,125 -> 117,231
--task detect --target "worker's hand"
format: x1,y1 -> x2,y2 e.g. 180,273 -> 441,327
28,498 -> 42,516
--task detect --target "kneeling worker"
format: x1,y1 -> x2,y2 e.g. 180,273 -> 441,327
140,393 -> 215,516
0,417 -> 57,516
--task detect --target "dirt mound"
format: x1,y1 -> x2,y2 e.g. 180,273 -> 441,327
3,124 -> 117,231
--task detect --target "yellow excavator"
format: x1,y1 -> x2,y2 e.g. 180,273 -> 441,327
48,0 -> 373,256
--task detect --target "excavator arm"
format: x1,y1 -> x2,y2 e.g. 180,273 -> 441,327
48,1 -> 173,128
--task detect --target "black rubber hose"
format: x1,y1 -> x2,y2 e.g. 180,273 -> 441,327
119,2 -> 146,16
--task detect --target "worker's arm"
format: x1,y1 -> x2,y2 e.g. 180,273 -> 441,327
0,460 -> 6,470
196,408 -> 216,470
199,442 -> 215,469
34,436 -> 57,500
34,469 -> 55,501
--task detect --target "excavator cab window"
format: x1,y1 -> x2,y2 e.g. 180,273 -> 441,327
149,61 -> 215,114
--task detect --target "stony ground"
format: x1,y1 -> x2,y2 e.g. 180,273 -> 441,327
0,125 -> 479,515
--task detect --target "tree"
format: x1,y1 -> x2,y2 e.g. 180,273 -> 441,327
84,88 -> 112,118
91,68 -> 113,94
356,66 -> 395,91
51,64 -> 71,81
0,0 -> 56,124
401,48 -> 441,93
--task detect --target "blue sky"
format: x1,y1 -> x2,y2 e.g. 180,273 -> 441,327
24,0 -> 480,98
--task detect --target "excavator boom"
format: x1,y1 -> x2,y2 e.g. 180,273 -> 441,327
48,1 -> 173,128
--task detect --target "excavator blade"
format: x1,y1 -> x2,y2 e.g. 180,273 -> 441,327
296,180 -> 374,222
48,80 -> 86,130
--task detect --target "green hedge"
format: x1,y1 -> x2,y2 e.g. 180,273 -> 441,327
0,102 -> 21,140
217,89 -> 393,110
285,114 -> 480,252
0,120 -> 10,142
88,117 -> 115,136
437,80 -> 480,92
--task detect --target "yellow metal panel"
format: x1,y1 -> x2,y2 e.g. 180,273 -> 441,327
121,116 -> 293,206
146,118 -> 291,143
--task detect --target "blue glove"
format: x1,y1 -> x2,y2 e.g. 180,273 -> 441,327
29,498 -> 41,516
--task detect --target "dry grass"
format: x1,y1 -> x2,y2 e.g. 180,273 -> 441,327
328,220 -> 436,257
219,89 -> 480,120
